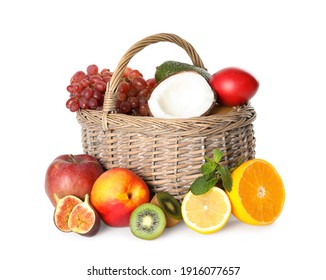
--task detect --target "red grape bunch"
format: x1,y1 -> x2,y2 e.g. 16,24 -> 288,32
65,64 -> 157,116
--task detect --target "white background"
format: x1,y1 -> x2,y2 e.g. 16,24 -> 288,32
1,0 -> 325,279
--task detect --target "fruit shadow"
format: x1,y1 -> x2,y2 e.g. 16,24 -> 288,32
222,215 -> 271,233
223,215 -> 243,230
93,220 -> 121,236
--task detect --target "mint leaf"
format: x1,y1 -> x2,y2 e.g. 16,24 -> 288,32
203,171 -> 216,181
204,156 -> 215,164
200,161 -> 217,175
213,148 -> 224,163
190,148 -> 234,195
217,165 -> 232,192
190,175 -> 218,195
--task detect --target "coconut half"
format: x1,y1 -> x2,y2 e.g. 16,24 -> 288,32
148,71 -> 216,118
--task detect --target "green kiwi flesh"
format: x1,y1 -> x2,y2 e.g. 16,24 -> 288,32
157,192 -> 182,220
130,203 -> 166,240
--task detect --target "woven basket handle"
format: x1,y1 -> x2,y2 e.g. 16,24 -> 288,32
102,33 -> 206,130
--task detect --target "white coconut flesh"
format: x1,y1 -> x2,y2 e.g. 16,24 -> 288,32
148,71 -> 216,118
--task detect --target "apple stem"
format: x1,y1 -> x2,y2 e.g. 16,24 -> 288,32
69,154 -> 77,163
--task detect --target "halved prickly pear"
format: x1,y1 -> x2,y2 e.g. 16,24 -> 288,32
68,194 -> 100,237
53,194 -> 82,232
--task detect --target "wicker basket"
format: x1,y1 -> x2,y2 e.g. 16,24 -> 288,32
76,33 -> 256,201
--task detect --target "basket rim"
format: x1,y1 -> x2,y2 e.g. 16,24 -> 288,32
77,102 -> 256,137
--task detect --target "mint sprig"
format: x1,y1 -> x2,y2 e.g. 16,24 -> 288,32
190,148 -> 233,195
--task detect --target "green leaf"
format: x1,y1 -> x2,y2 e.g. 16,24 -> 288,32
213,148 -> 224,163
201,161 -> 217,175
203,171 -> 216,181
190,175 -> 218,195
204,156 -> 215,164
216,165 -> 233,192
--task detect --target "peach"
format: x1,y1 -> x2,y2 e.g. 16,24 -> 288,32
90,168 -> 150,227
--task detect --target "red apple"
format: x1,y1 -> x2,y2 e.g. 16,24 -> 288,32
90,168 -> 150,227
45,154 -> 104,206
209,67 -> 259,106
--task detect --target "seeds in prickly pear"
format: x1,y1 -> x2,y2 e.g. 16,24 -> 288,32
53,194 -> 82,232
68,194 -> 100,237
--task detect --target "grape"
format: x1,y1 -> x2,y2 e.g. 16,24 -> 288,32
70,102 -> 80,112
117,92 -> 127,102
139,104 -> 150,116
67,84 -> 74,94
101,70 -> 112,83
80,78 -> 90,88
87,64 -> 99,76
70,71 -> 86,84
89,75 -> 103,85
128,96 -> 139,108
146,78 -> 157,89
132,76 -> 147,91
101,69 -> 112,77
94,81 -> 106,92
116,100 -> 122,111
72,83 -> 83,94
100,68 -> 110,75
81,87 -> 93,99
66,97 -> 80,112
88,97 -> 98,109
93,89 -> 103,101
123,67 -> 132,77
70,90 -> 81,98
127,84 -> 138,97
102,75 -> 111,83
66,65 -> 155,116
118,81 -> 130,94
66,97 -> 74,109
138,88 -> 150,99
138,96 -> 148,105
128,69 -> 142,80
79,97 -> 89,109
120,101 -> 132,113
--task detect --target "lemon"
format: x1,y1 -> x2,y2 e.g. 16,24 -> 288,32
181,187 -> 231,234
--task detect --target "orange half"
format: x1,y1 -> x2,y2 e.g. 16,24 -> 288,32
227,159 -> 285,225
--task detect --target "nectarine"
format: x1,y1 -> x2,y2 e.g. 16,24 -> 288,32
90,168 -> 150,227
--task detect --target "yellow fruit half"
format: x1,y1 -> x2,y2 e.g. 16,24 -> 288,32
227,159 -> 285,225
181,187 -> 231,234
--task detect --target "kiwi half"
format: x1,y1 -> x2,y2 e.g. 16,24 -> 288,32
151,192 -> 182,227
129,203 -> 166,240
